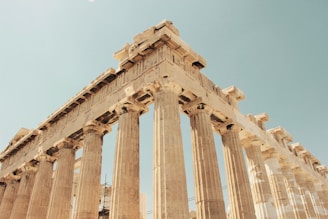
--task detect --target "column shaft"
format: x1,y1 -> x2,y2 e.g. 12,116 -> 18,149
0,179 -> 19,219
294,172 -> 317,219
26,155 -> 54,219
0,182 -> 5,206
10,169 -> 36,219
221,125 -> 256,219
264,155 -> 294,219
318,184 -> 328,216
74,125 -> 103,219
190,109 -> 226,218
245,144 -> 277,219
47,142 -> 76,219
111,110 -> 140,219
153,86 -> 189,219
306,180 -> 326,219
281,166 -> 307,219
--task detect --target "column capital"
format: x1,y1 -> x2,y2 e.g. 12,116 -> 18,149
83,121 -> 111,135
37,153 -> 56,163
115,98 -> 147,116
20,162 -> 38,173
217,122 -> 242,135
181,97 -> 213,116
159,82 -> 182,94
5,173 -> 20,181
55,138 -> 79,150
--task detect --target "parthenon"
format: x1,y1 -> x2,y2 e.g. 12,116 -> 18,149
0,20 -> 327,219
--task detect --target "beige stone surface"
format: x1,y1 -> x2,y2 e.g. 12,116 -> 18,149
47,140 -> 76,219
305,180 -> 326,219
0,179 -> 19,219
0,20 -> 327,219
110,103 -> 142,219
221,125 -> 256,219
294,170 -> 317,219
0,181 -> 5,206
281,165 -> 307,219
26,155 -> 54,219
263,153 -> 294,219
245,144 -> 278,219
184,100 -> 226,219
153,85 -> 189,219
9,166 -> 36,219
74,124 -> 105,219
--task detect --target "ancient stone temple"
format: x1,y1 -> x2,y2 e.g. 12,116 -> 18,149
0,20 -> 327,219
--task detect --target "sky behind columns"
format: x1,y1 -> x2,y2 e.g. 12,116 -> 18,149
1,0 -> 328,216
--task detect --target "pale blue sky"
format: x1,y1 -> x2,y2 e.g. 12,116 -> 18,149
1,0 -> 327,216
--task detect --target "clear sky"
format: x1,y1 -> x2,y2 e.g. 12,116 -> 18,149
1,0 -> 327,217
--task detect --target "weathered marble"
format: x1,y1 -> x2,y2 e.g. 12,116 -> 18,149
153,85 -> 189,219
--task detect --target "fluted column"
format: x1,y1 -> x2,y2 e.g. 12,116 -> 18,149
281,165 -> 307,218
9,165 -> 36,219
220,124 -> 256,219
305,180 -> 326,219
153,84 -> 189,219
74,122 -> 107,219
47,139 -> 76,219
318,184 -> 328,216
183,100 -> 226,219
294,170 -> 317,219
0,179 -> 19,219
263,151 -> 294,219
110,102 -> 144,219
244,143 -> 277,219
26,153 -> 54,219
0,181 -> 5,206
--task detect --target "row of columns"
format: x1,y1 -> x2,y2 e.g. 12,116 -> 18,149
0,84 -> 327,219
0,123 -> 106,219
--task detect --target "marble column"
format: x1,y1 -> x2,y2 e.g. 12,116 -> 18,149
26,154 -> 54,219
305,180 -> 326,219
47,140 -> 76,219
281,165 -> 307,219
9,165 -> 36,219
220,124 -> 256,219
0,181 -> 5,206
263,151 -> 294,219
153,85 -> 189,219
110,103 -> 143,219
245,143 -> 277,219
184,101 -> 226,219
318,184 -> 328,216
294,171 -> 317,219
74,123 -> 106,219
0,179 -> 19,219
